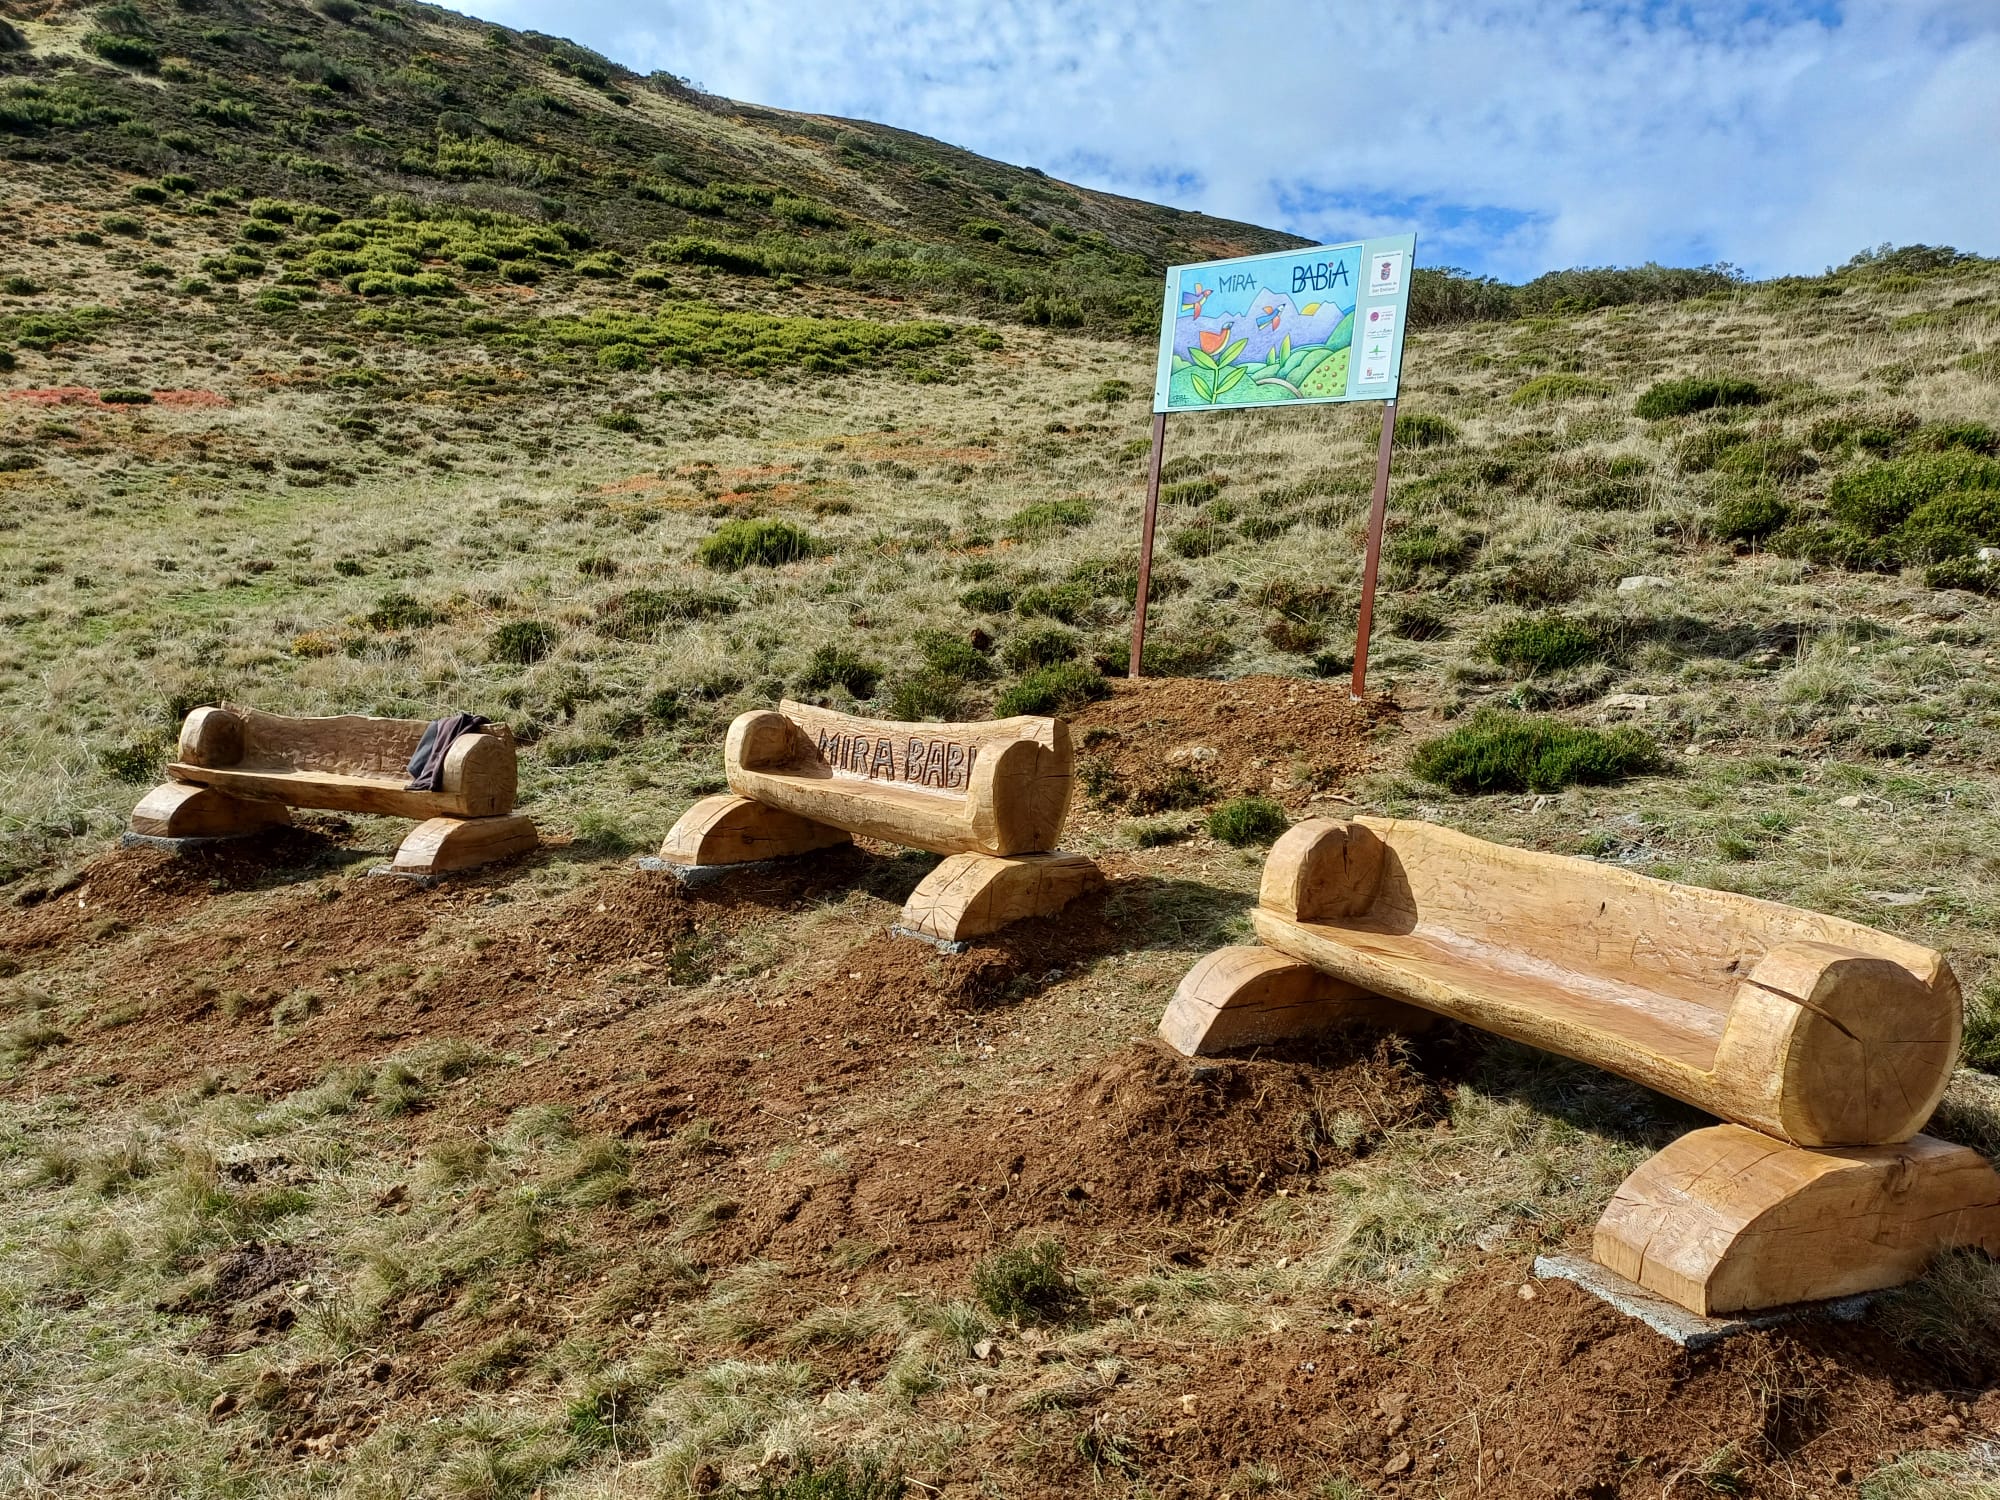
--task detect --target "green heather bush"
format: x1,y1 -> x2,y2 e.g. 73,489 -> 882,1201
799,645 -> 881,699
490,620 -> 558,665
1479,615 -> 1609,675
882,670 -> 964,722
1013,581 -> 1094,626
608,588 -> 744,640
1634,376 -> 1765,420
1715,437 -> 1816,483
83,33 -> 160,69
1830,451 -> 2000,534
971,1239 -> 1078,1324
1000,624 -> 1080,673
1510,373 -> 1605,406
1411,710 -> 1663,794
913,629 -> 994,682
1161,476 -> 1222,507
994,660 -> 1107,717
98,388 -> 152,405
698,519 -> 820,571
1914,421 -> 1999,456
959,581 -> 1012,614
1003,499 -> 1093,541
1710,489 -> 1791,542
366,592 -> 442,630
1137,631 -> 1232,676
1207,797 -> 1288,847
1394,412 -> 1458,448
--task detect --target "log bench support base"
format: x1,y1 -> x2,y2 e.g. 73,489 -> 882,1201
894,851 -> 1103,945
654,794 -> 1100,943
1158,944 -> 1438,1056
129,783 -> 291,841
385,815 -> 538,878
1532,1252 -> 1881,1350
1592,1123 -> 2000,1316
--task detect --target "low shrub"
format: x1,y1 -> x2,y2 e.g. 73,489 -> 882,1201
699,519 -> 820,571
971,1240 -> 1078,1325
1913,421 -> 1999,457
958,581 -> 1013,614
1510,373 -> 1604,406
881,669 -> 963,722
799,645 -> 881,699
913,629 -> 994,682
598,411 -> 642,434
994,660 -> 1107,717
98,388 -> 152,405
365,592 -> 441,630
1710,489 -> 1791,542
490,620 -> 559,665
1395,412 -> 1458,448
1000,624 -> 1080,673
1003,499 -> 1093,541
1207,797 -> 1287,847
1829,451 -> 2000,534
1411,710 -> 1663,794
1634,376 -> 1765,420
1479,616 -> 1609,675
750,1454 -> 906,1500
1013,581 -> 1095,625
83,32 -> 159,68
1137,631 -> 1232,676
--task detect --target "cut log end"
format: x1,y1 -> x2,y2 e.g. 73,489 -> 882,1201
391,815 -> 538,876
1158,943 -> 1433,1056
657,794 -> 851,867
897,851 -> 1102,943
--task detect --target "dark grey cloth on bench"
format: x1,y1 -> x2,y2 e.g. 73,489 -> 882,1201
405,712 -> 489,792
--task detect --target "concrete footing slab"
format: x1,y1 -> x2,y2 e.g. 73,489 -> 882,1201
1532,1254 -> 1879,1350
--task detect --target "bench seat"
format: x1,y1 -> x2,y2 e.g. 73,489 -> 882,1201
1173,815 -> 1960,1149
166,762 -> 475,820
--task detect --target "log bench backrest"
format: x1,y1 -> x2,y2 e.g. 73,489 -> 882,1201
1258,816 -> 1960,1147
172,704 -> 517,817
724,700 -> 1074,857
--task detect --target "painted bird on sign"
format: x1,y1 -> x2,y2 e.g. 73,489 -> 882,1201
1180,281 -> 1213,318
1256,303 -> 1281,332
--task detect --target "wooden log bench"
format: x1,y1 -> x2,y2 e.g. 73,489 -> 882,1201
129,705 -> 537,877
656,700 -> 1101,942
1158,815 -> 2000,1315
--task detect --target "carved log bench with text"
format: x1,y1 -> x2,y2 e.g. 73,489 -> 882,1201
1158,815 -> 2000,1316
129,705 -> 537,877
656,701 -> 1101,942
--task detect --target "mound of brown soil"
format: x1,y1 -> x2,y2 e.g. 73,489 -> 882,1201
1067,674 -> 1387,811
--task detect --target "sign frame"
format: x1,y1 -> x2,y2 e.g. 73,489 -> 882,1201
1129,234 -> 1418,698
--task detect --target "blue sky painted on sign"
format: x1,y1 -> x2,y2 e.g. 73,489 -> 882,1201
450,0 -> 2000,282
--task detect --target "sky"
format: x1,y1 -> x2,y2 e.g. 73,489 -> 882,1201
451,0 -> 2000,283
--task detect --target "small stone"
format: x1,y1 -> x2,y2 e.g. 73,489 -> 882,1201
1376,1391 -> 1410,1420
1384,1451 -> 1413,1475
208,1391 -> 239,1422
1385,1414 -> 1408,1436
1599,693 -> 1657,715
1617,574 -> 1670,593
1180,1394 -> 1198,1414
1517,1283 -> 1539,1301
1835,795 -> 1863,808
973,1338 -> 996,1360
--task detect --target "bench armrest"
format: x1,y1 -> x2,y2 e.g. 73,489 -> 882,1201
1259,817 -> 1385,922
177,705 -> 244,769
439,731 -> 517,816
725,709 -> 806,775
1711,939 -> 1960,1146
967,735 -> 1071,855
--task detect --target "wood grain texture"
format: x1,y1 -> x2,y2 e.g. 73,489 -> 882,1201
722,701 -> 1074,857
390,814 -> 538,875
656,793 -> 853,866
897,851 -> 1103,942
437,732 -> 518,817
129,781 -> 290,838
1251,816 -> 1958,1146
1594,1124 -> 2000,1314
1157,945 -> 1434,1055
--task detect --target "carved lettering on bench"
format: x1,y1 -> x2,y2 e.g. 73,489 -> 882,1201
806,720 -> 976,787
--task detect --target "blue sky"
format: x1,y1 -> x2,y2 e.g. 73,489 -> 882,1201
452,0 -> 2000,282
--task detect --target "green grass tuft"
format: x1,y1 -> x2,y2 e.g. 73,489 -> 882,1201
994,661 -> 1107,717
699,519 -> 821,571
799,645 -> 881,699
1411,710 -> 1663,794
1479,615 -> 1610,675
971,1239 -> 1079,1324
1633,375 -> 1765,419
1207,797 -> 1288,847
489,620 -> 559,665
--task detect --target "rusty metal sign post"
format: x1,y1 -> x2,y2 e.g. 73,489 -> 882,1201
1131,235 -> 1415,697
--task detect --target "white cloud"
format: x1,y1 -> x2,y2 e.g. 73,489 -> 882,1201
453,0 -> 2000,280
